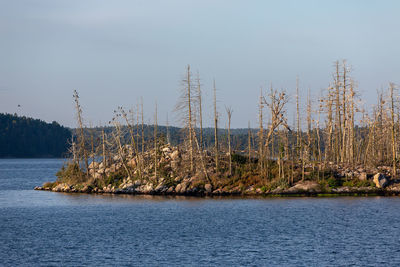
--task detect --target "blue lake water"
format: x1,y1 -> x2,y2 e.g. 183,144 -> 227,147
1,159 -> 400,266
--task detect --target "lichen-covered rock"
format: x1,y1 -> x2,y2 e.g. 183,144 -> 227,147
285,181 -> 322,194
204,184 -> 212,193
52,183 -> 70,192
358,172 -> 367,181
373,173 -> 389,188
170,150 -> 180,160
270,186 -> 284,194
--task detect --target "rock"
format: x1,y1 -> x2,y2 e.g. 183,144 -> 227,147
81,185 -> 92,193
180,182 -> 189,193
212,189 -> 223,194
175,181 -> 189,193
359,172 -> 367,181
137,183 -> 153,194
171,161 -> 179,170
53,183 -> 70,192
270,186 -> 284,194
332,186 -> 351,193
127,158 -> 137,168
170,150 -> 180,160
167,186 -> 174,193
162,147 -> 171,153
155,184 -> 168,193
89,161 -> 99,169
175,183 -> 182,193
204,184 -> 212,193
373,173 -> 389,188
230,186 -> 241,194
285,181 -> 322,194
244,186 -> 255,194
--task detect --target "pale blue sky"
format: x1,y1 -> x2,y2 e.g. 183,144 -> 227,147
1,0 -> 399,128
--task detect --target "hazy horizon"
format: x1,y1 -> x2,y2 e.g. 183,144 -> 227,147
1,0 -> 399,128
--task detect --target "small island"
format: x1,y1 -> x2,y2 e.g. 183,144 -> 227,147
36,62 -> 400,197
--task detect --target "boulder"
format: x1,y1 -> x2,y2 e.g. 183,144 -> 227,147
174,182 -> 190,193
81,185 -> 92,193
230,186 -> 241,194
127,158 -> 137,168
89,161 -> 99,169
358,172 -> 367,181
175,183 -> 182,193
256,188 -> 263,194
155,184 -> 168,193
373,173 -> 389,188
270,186 -> 284,194
137,183 -> 153,194
167,186 -> 175,193
162,147 -> 171,153
285,181 -> 322,194
170,150 -> 180,160
204,184 -> 213,193
53,183 -> 70,192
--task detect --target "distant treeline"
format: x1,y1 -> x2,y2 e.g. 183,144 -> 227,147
82,125 -> 258,153
0,113 -> 71,158
0,113 -> 258,158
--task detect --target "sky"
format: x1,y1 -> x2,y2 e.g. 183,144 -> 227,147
1,0 -> 399,128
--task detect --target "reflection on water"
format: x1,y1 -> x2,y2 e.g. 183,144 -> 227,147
1,159 -> 400,266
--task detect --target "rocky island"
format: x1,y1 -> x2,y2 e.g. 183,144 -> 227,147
35,62 -> 400,197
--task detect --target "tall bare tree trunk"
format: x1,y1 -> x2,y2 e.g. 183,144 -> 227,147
154,102 -> 158,180
248,121 -> 251,166
213,79 -> 219,171
390,83 -> 397,176
197,72 -> 203,149
258,88 -> 264,175
73,90 -> 89,178
102,129 -> 106,172
187,65 -> 194,172
166,112 -> 170,144
226,107 -> 233,176
141,97 -> 144,155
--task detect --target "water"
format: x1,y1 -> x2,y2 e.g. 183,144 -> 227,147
1,159 -> 400,266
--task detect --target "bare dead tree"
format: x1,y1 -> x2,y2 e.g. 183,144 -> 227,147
213,79 -> 219,171
175,65 -> 195,173
390,83 -> 397,176
73,90 -> 89,178
196,71 -> 204,149
154,102 -> 158,180
226,106 -> 233,176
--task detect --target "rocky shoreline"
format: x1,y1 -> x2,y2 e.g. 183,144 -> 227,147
37,143 -> 400,198
34,178 -> 400,197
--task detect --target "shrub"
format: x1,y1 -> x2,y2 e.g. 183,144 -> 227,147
327,177 -> 342,188
232,154 -> 247,165
43,181 -> 58,189
343,179 -> 375,188
105,170 -> 125,187
56,163 -> 85,184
